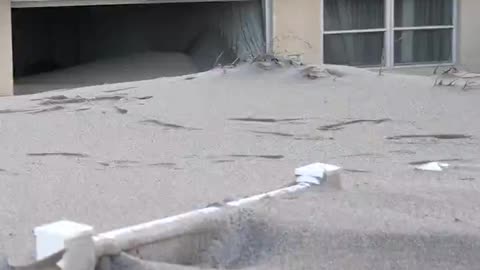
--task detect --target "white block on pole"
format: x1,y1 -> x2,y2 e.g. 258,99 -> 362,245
34,220 -> 96,270
34,220 -> 94,260
295,163 -> 342,189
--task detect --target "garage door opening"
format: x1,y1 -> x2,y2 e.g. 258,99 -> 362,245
12,1 -> 266,95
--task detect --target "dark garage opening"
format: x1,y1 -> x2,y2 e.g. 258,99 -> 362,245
12,1 -> 265,95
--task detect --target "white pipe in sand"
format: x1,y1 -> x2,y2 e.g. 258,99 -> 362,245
32,163 -> 341,270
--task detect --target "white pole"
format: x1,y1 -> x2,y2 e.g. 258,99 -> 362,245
32,163 -> 341,268
93,162 -> 341,256
93,183 -> 312,257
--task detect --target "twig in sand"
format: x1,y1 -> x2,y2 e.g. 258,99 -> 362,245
386,134 -> 472,140
442,66 -> 458,75
229,117 -> 304,123
213,51 -> 225,68
29,106 -> 64,114
231,57 -> 240,66
140,119 -> 201,131
28,152 -> 89,158
318,118 -> 392,131
229,154 -> 285,160
103,87 -> 137,93
446,79 -> 458,86
114,106 -> 128,114
463,80 -> 480,91
0,109 -> 34,114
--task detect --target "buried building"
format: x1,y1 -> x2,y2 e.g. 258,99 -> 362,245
1,0 -> 269,95
1,0 -> 480,95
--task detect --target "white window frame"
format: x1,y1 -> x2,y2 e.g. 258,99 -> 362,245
321,0 -> 458,68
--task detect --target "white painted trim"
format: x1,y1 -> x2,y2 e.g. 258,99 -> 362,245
392,62 -> 455,68
393,25 -> 454,31
370,62 -> 454,71
263,0 -> 273,54
319,0 -> 324,64
385,0 -> 394,67
324,28 -> 387,35
11,0 -> 250,8
452,0 -> 458,64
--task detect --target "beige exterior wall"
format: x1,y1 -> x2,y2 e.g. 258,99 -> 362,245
459,0 -> 480,72
0,0 -> 13,96
0,0 -> 478,96
273,0 -> 480,72
272,0 -> 322,64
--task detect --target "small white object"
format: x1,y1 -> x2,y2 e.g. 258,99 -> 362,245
295,163 -> 342,189
416,162 -> 450,172
295,163 -> 341,178
34,220 -> 94,260
296,175 -> 322,185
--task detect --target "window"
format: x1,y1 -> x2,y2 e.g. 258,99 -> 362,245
324,0 -> 386,67
323,0 -> 456,67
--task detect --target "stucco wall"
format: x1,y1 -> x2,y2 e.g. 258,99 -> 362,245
0,1 -> 13,96
459,0 -> 480,72
272,0 -> 322,64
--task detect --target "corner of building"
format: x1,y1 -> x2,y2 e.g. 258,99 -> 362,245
272,0 -> 322,64
0,0 -> 13,96
459,0 -> 480,72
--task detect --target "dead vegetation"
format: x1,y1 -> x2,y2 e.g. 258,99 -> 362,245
27,152 -> 89,158
386,134 -> 472,140
318,119 -> 392,131
139,119 -> 201,131
38,95 -> 125,106
0,109 -> 34,114
301,65 -> 343,80
29,106 -> 64,114
229,117 -> 304,123
251,53 -> 346,80
114,106 -> 128,114
228,154 -> 285,160
433,66 -> 480,91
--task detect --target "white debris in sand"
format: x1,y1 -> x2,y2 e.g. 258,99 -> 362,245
415,162 -> 450,172
295,163 -> 342,185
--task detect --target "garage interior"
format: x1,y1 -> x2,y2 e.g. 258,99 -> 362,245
11,0 -> 266,95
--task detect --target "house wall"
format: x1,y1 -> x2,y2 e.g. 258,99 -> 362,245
0,1 -> 13,96
459,0 -> 480,72
272,0 -> 322,63
272,0 -> 480,72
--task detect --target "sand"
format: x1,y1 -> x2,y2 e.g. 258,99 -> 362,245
1,62 -> 480,268
14,52 -> 199,95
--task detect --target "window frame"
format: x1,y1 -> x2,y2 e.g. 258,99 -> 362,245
321,0 -> 458,68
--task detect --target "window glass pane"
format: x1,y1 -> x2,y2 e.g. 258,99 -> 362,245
324,32 -> 384,66
394,29 -> 452,64
395,0 -> 453,27
324,0 -> 384,31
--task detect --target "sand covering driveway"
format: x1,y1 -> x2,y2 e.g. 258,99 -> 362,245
14,52 -> 199,95
1,64 -> 480,268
